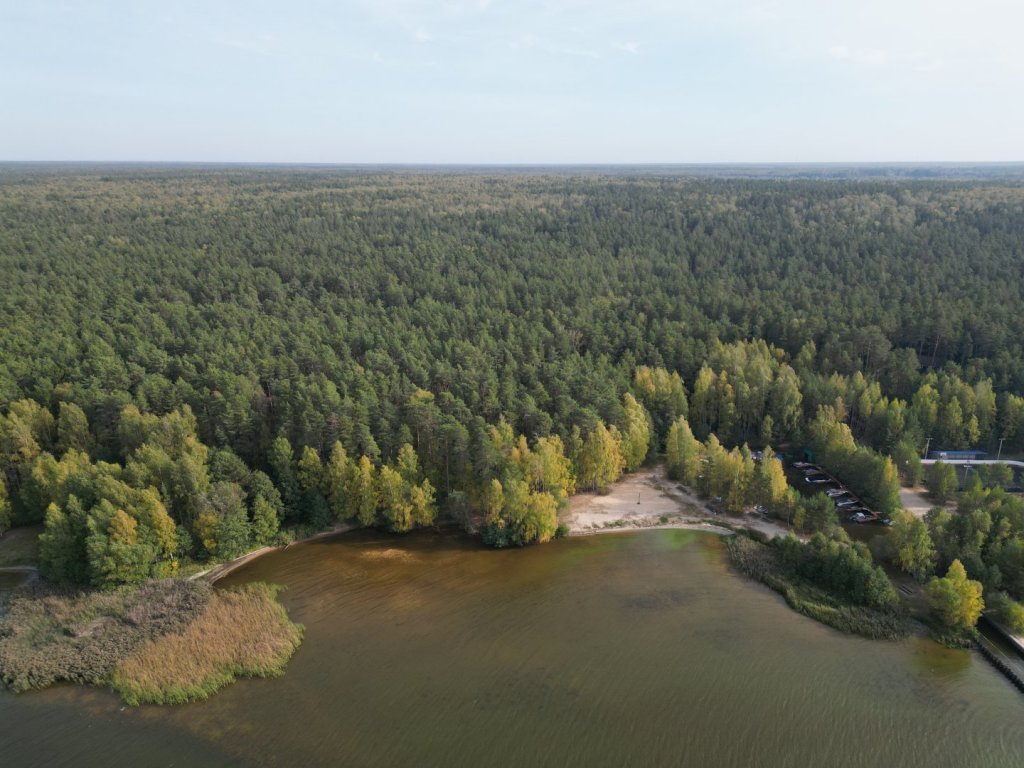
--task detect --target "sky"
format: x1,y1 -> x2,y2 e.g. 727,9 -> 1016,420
2,0 -> 1023,163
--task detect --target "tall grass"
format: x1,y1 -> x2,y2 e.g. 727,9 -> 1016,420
112,583 -> 303,705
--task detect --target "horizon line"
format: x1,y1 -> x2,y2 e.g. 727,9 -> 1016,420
2,160 -> 1024,167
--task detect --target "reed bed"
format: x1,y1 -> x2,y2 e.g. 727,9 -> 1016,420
0,580 -> 210,693
112,583 -> 303,705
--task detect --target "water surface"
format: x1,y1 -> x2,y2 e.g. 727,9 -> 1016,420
1,529 -> 1022,767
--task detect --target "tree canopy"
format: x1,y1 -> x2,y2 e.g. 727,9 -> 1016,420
3,168 -> 1024,582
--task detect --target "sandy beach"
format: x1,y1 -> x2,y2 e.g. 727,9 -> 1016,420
566,464 -> 793,540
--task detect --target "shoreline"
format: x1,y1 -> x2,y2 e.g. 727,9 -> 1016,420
198,463 -> 795,585
0,566 -> 39,574
5,463 -> 789,593
569,520 -> 736,538
193,521 -> 362,584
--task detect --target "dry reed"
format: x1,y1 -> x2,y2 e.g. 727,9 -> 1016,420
111,583 -> 302,705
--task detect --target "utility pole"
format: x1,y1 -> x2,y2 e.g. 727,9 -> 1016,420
923,437 -> 932,460
998,437 -> 1006,461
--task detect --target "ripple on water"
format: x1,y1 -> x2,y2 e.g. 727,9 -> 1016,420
3,529 -> 1023,768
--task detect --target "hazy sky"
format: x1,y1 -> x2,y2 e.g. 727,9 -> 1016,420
3,0 -> 1022,163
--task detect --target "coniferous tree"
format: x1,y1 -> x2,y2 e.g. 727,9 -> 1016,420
269,436 -> 301,522
56,402 -> 93,456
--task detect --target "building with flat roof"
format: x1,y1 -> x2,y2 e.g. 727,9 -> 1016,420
928,449 -> 988,461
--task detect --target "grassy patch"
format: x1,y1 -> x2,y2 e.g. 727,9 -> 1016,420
0,580 -> 210,693
112,583 -> 303,705
726,535 -> 910,641
0,526 -> 42,569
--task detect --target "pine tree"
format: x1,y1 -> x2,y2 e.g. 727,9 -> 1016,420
38,496 -> 90,582
56,402 -> 93,456
268,436 -> 301,521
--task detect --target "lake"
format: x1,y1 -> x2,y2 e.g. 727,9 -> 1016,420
1,529 -> 1022,767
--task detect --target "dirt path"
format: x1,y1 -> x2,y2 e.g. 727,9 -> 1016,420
899,486 -> 936,518
566,464 -> 794,540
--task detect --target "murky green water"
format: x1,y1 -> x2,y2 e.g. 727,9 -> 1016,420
2,529 -> 1022,767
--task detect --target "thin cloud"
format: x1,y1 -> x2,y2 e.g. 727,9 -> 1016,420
209,32 -> 279,57
828,45 -> 888,67
548,45 -> 601,59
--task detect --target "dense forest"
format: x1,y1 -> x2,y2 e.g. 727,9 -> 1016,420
2,167 -> 1024,632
